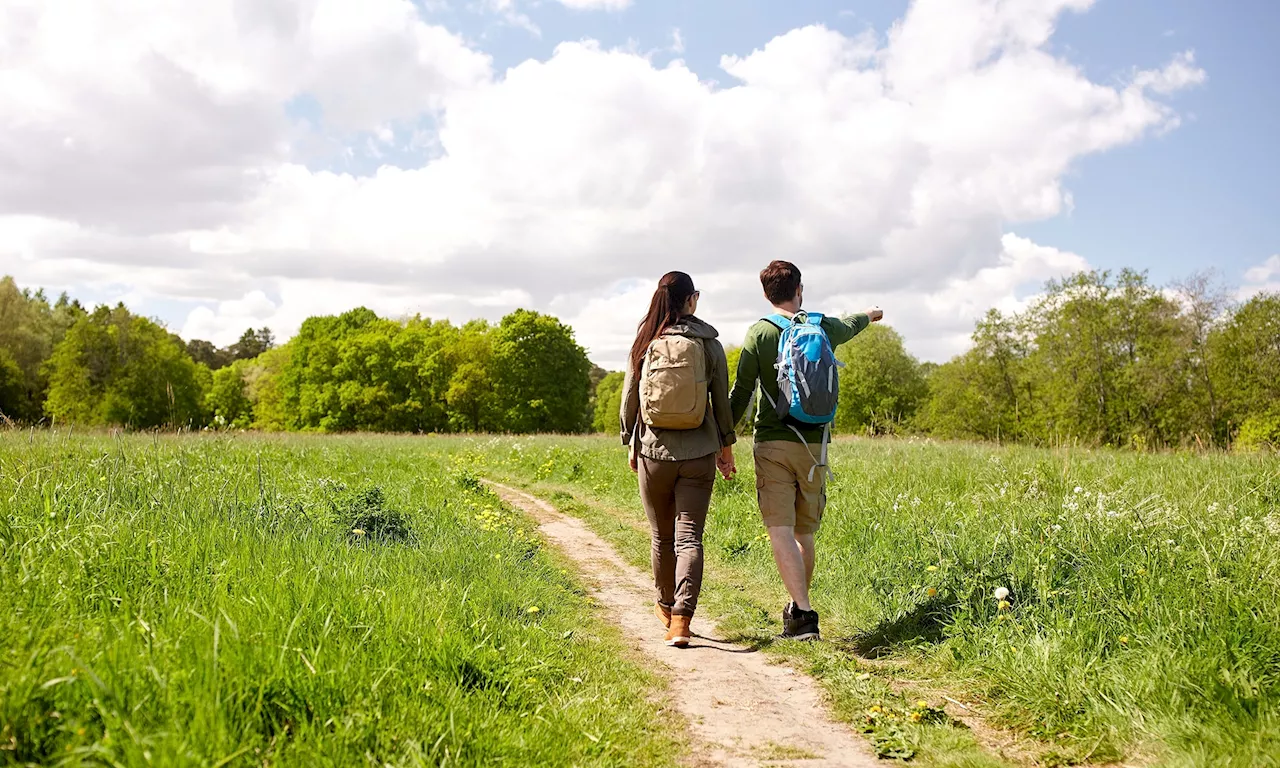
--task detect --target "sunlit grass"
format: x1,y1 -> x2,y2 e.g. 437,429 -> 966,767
0,431 -> 680,767
455,434 -> 1280,767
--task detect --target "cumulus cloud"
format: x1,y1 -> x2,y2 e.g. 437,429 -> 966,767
1240,255 -> 1280,298
556,0 -> 632,10
0,0 -> 489,233
0,0 -> 1205,367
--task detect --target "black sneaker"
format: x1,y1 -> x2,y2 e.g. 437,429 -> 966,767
781,602 -> 820,641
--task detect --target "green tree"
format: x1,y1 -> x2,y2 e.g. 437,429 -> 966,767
584,363 -> 609,429
0,277 -> 83,421
45,305 -> 207,428
915,352 -> 998,440
1209,292 -> 1280,448
186,339 -> 233,371
0,348 -> 23,422
834,324 -> 927,435
915,269 -> 1233,448
446,322 -> 496,432
1017,270 -> 1190,447
1171,271 -> 1232,443
206,360 -> 254,428
914,308 -> 1038,442
245,345 -> 292,431
274,308 -> 465,433
277,308 -> 378,431
490,309 -> 591,433
229,327 -> 276,361
591,371 -> 624,434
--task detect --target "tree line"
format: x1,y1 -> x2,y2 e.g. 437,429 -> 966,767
831,269 -> 1280,450
2,270 -> 1277,449
0,276 -> 594,434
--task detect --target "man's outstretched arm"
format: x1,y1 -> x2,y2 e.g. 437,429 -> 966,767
823,307 -> 883,347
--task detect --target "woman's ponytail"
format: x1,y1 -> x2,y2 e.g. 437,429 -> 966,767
629,272 -> 697,378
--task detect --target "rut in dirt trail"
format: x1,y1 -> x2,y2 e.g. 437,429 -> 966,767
486,481 -> 881,768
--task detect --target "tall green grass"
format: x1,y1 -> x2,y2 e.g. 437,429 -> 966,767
455,435 -> 1280,767
0,432 -> 679,767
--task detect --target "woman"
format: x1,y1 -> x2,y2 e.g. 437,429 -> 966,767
620,271 -> 736,647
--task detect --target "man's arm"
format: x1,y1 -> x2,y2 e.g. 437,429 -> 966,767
706,340 -> 738,448
728,338 -> 760,428
822,310 -> 877,347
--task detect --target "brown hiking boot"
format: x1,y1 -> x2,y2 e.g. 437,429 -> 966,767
665,615 -> 691,647
655,602 -> 671,629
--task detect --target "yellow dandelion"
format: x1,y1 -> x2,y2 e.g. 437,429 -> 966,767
1119,635 -> 1129,645
916,700 -> 928,709
927,588 -> 937,597
998,600 -> 1011,611
527,606 -> 540,614
926,565 -> 938,572
352,528 -> 366,536
910,712 -> 923,723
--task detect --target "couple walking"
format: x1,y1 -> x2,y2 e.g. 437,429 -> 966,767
620,260 -> 883,647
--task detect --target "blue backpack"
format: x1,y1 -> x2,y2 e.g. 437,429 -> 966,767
762,311 -> 842,480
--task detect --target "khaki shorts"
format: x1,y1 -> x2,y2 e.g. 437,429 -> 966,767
754,440 -> 827,534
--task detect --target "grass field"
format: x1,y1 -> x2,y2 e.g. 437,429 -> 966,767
0,432 -> 680,766
450,434 -> 1280,767
4,431 -> 1278,767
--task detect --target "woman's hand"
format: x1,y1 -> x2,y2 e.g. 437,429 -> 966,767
629,445 -> 639,473
716,445 -> 736,480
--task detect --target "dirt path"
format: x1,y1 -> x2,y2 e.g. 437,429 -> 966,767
487,481 -> 881,768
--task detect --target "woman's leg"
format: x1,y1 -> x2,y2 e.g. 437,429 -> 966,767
638,456 -> 679,610
671,454 -> 716,617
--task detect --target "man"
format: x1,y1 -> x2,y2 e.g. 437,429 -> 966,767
726,260 -> 882,640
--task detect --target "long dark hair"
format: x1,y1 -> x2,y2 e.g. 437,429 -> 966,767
629,271 -> 697,377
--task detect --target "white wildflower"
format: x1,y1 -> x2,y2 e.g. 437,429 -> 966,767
994,587 -> 1010,601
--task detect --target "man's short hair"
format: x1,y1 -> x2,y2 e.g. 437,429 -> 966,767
760,260 -> 802,305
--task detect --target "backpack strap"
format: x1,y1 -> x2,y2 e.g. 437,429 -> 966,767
762,314 -> 791,330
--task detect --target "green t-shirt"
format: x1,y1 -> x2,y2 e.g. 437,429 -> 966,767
728,311 -> 870,444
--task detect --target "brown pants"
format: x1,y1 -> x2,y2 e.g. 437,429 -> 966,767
638,454 -> 715,617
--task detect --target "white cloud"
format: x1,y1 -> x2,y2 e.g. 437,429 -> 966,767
1240,255 -> 1280,298
0,0 -> 489,233
1132,50 -> 1206,95
556,0 -> 632,10
1,0 -> 1206,368
182,291 -> 279,343
478,0 -> 541,37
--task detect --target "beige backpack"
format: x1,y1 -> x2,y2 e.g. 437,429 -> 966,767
639,333 -> 708,430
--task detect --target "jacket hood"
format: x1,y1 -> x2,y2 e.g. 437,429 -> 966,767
664,315 -> 719,340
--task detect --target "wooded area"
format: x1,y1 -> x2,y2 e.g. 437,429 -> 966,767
2,271 -> 1277,448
